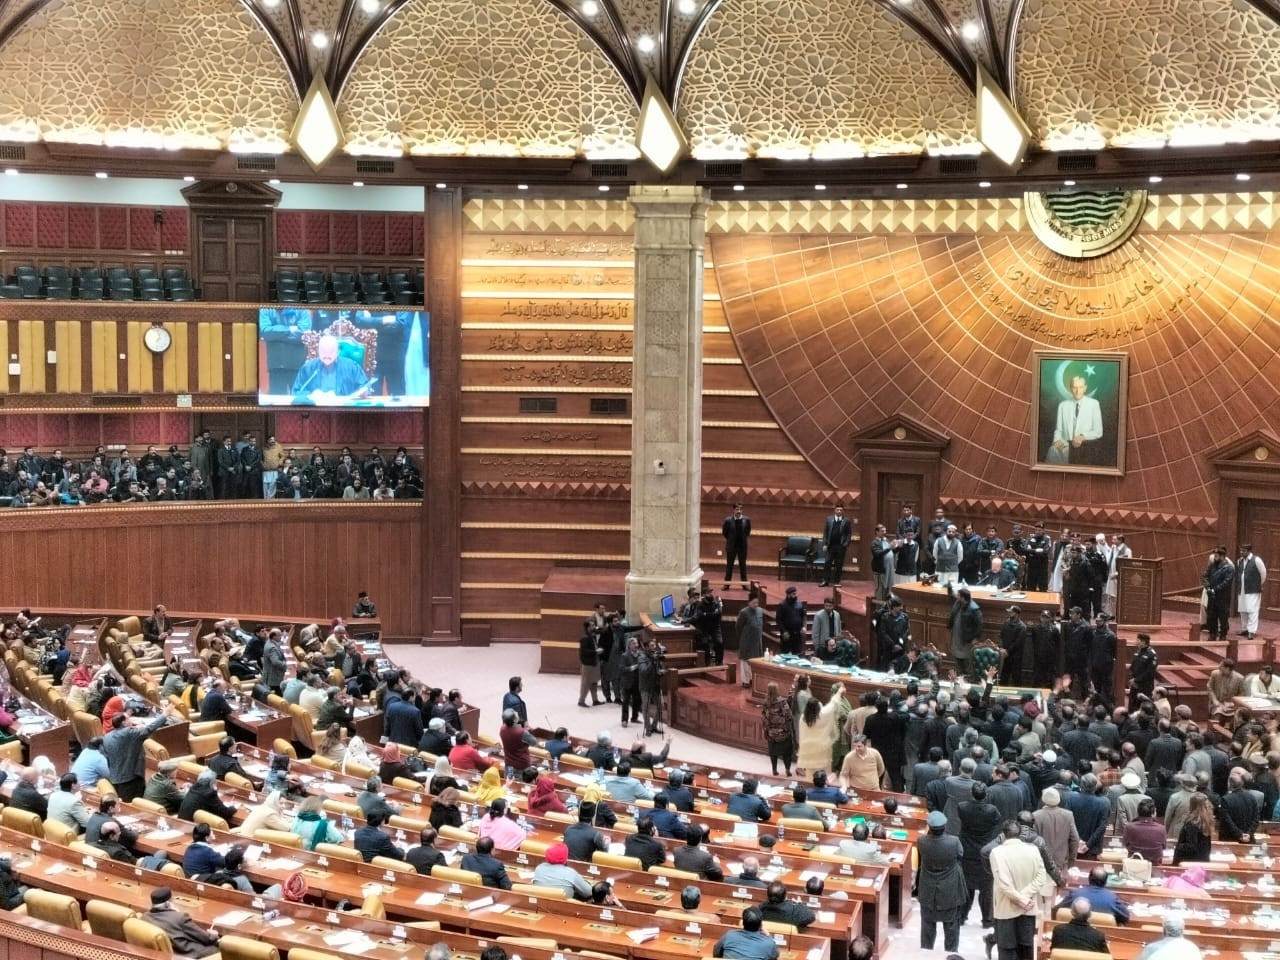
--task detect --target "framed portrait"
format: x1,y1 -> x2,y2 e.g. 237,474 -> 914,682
1031,351 -> 1128,476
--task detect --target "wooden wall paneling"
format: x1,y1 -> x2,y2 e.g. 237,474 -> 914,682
424,186 -> 461,641
16,319 -> 43,393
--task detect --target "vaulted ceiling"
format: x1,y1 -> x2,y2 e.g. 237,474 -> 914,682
0,0 -> 1277,175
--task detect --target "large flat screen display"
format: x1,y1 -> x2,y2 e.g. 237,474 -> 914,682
258,307 -> 430,407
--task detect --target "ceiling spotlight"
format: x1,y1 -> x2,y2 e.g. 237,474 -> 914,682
978,180 -> 991,188
896,183 -> 908,189
960,20 -> 981,41
268,178 -> 281,185
598,184 -> 610,192
3,169 -> 17,177
1237,172 -> 1251,181
636,34 -> 656,53
517,183 -> 529,190
436,182 -> 447,189
183,175 -> 196,182
360,0 -> 380,12
311,31 -> 329,49
352,181 -> 364,187
582,0 -> 599,15
732,184 -> 745,192
95,171 -> 108,179
261,0 -> 280,8
677,0 -> 697,13
814,184 -> 826,191
1063,179 -> 1075,186
1148,175 -> 1162,184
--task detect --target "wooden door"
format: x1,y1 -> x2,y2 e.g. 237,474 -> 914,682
1240,499 -> 1280,612
197,413 -> 268,445
197,214 -> 268,302
878,472 -> 923,530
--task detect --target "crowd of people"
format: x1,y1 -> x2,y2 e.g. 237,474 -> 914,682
0,438 -> 422,505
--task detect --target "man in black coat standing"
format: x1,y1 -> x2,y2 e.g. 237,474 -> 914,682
917,810 -> 967,952
722,503 -> 751,589
819,504 -> 851,587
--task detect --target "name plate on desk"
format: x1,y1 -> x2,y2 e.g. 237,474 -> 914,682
685,924 -> 701,934
654,875 -> 669,887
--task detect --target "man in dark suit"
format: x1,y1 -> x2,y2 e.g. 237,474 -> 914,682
759,880 -> 816,930
1050,899 -> 1109,953
460,836 -> 512,889
144,887 -> 220,958
406,827 -> 445,875
819,504 -> 852,587
353,810 -> 404,862
722,503 -> 751,589
142,604 -> 172,646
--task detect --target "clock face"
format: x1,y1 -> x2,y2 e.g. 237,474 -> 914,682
144,325 -> 172,353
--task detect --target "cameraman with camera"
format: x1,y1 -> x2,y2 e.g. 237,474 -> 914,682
638,636 -> 667,736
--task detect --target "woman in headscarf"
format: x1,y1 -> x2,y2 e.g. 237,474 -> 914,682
527,775 -> 568,816
379,742 -> 410,784
429,787 -> 463,830
428,755 -> 461,796
233,790 -> 292,836
342,735 -> 374,775
579,783 -> 618,829
475,798 -> 525,851
473,765 -> 505,806
289,794 -> 342,851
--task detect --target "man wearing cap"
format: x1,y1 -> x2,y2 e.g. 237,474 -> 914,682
999,606 -> 1027,685
1113,770 -> 1150,834
775,587 -> 807,656
1032,787 -> 1079,877
1134,914 -> 1201,960
917,809 -> 967,952
1087,613 -> 1117,704
819,503 -> 851,588
1203,546 -> 1236,643
1025,522 -> 1052,592
144,887 -> 220,958
532,842 -> 593,900
946,585 -> 983,681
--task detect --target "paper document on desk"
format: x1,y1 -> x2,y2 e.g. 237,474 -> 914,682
324,930 -> 370,947
817,911 -> 836,924
259,858 -> 303,871
215,911 -> 255,926
146,830 -> 183,840
626,928 -> 659,944
416,892 -> 445,906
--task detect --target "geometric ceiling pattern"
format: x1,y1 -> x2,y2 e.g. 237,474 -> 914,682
679,0 -> 977,159
1016,0 -> 1280,150
341,0 -> 638,158
0,0 -> 297,151
0,0 -> 1277,160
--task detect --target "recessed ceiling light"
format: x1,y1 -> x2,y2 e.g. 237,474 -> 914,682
677,0 -> 697,13
598,184 -> 610,192
1237,172 -> 1251,181
268,178 -> 280,185
732,184 -> 745,192
636,34 -> 656,53
183,175 -> 196,182
262,0 -> 280,8
360,0 -> 380,12
311,31 -> 329,49
814,184 -> 826,191
352,181 -> 364,187
3,169 -> 18,177
95,171 -> 108,179
1062,179 -> 1075,186
1148,175 -> 1162,184
978,180 -> 991,188
896,183 -> 908,189
517,183 -> 528,190
582,0 -> 599,15
961,21 -> 981,41
436,182 -> 447,189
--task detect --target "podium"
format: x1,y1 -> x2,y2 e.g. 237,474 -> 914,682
1117,556 -> 1163,628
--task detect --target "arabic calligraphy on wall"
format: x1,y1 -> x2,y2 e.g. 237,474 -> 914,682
499,363 -> 633,387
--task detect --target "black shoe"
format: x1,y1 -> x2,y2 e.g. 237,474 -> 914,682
577,701 -> 588,707
983,933 -> 996,960
621,721 -> 628,728
631,715 -> 641,722
335,899 -> 353,913
818,581 -> 828,587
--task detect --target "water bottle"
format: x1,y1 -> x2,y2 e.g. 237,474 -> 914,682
552,755 -> 560,773
778,822 -> 785,841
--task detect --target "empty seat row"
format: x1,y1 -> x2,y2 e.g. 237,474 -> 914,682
272,268 -> 423,305
0,265 -> 195,301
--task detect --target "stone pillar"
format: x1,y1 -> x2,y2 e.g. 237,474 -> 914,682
625,185 -> 710,619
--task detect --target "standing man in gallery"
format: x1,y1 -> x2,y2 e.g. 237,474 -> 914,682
819,503 -> 852,588
1203,546 -> 1236,643
869,524 -> 896,602
1238,542 -> 1267,639
723,503 -> 751,590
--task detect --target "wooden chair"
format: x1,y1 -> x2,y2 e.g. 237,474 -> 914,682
315,842 -> 362,862
253,829 -> 303,849
430,865 -> 483,886
23,889 -> 89,931
510,883 -> 568,900
85,899 -> 135,941
777,817 -> 826,832
123,917 -> 172,952
592,850 -> 643,871
372,855 -> 415,874
194,809 -> 230,832
42,819 -> 78,845
218,935 -> 280,960
2,807 -> 44,838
